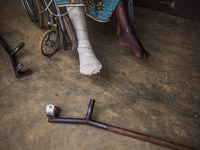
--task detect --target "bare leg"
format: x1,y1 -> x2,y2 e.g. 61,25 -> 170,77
116,0 -> 150,58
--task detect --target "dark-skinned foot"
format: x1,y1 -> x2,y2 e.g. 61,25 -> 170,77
118,32 -> 150,59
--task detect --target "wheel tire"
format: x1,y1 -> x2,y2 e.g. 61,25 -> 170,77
21,0 -> 43,27
39,29 -> 60,57
36,0 -> 44,27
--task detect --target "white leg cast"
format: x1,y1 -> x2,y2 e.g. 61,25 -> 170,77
66,6 -> 102,75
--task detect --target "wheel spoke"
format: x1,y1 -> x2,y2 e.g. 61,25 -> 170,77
39,30 -> 60,56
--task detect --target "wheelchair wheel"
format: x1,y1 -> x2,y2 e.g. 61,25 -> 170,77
39,29 -> 60,57
21,0 -> 44,27
63,15 -> 77,50
36,0 -> 44,27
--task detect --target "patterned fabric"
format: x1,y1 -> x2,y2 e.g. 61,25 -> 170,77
55,0 -> 120,22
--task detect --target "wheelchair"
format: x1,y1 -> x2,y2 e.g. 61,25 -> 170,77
21,0 -> 135,56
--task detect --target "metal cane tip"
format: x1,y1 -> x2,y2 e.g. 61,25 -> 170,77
46,104 -> 60,117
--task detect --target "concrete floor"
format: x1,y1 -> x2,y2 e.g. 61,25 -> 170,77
0,0 -> 200,149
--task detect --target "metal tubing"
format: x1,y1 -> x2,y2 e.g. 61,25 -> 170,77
86,99 -> 95,120
63,15 -> 78,50
48,100 -> 108,129
11,42 -> 25,56
54,3 -> 65,32
54,2 -> 72,51
87,120 -> 108,129
0,35 -> 32,78
48,117 -> 108,129
47,99 -> 196,150
48,118 -> 87,124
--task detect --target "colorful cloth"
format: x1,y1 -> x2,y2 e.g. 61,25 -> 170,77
55,0 -> 120,22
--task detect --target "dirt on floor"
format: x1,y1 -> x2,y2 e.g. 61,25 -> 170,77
0,0 -> 200,150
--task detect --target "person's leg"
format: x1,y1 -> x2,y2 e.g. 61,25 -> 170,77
116,0 -> 150,58
66,6 -> 102,75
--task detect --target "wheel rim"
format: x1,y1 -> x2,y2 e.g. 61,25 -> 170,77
39,30 -> 60,57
